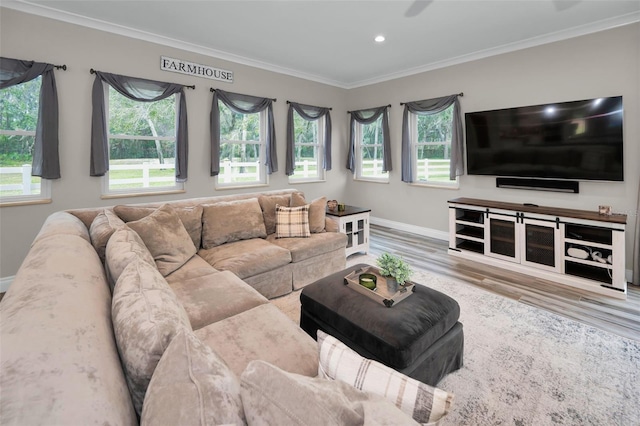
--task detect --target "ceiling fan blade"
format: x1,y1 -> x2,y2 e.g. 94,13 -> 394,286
404,0 -> 433,18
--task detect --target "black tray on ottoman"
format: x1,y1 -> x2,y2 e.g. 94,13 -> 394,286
300,264 -> 464,386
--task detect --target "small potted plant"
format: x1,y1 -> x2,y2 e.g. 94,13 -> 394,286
376,253 -> 412,293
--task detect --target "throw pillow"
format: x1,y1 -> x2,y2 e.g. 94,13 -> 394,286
105,226 -> 156,292
317,330 -> 454,425
114,204 -> 204,249
258,194 -> 292,235
240,360 -> 419,426
201,198 -> 267,249
126,204 -> 197,277
141,329 -> 245,426
275,204 -> 310,239
89,209 -> 125,262
291,193 -> 326,233
112,258 -> 192,416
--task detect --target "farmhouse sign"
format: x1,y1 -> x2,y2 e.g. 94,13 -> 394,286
160,56 -> 233,83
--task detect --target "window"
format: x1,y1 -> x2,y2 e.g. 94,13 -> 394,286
104,85 -> 182,195
410,104 -> 458,187
355,115 -> 388,182
217,102 -> 267,187
289,111 -> 325,182
0,76 -> 51,203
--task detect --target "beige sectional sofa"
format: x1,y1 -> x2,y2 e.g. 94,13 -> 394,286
0,188 -> 453,425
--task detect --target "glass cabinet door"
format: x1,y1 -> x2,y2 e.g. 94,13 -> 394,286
520,218 -> 561,273
487,214 -> 520,263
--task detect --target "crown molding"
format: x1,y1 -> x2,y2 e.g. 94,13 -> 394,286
3,1 -> 639,90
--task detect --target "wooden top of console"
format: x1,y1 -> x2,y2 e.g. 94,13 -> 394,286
448,197 -> 627,224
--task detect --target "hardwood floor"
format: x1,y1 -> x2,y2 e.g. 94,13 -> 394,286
366,224 -> 640,342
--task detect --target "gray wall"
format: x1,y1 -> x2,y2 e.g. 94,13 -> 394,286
345,23 -> 639,272
1,8 -> 638,280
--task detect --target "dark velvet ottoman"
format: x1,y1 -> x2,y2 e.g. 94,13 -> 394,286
300,264 -> 464,386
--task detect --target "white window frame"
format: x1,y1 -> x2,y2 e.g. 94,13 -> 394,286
409,109 -> 459,189
0,77 -> 52,206
354,117 -> 389,183
288,112 -> 325,184
102,84 -> 184,198
215,105 -> 268,189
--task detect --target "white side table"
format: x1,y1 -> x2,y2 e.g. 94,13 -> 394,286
326,205 -> 371,257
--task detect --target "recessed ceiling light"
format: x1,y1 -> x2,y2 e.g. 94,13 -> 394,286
374,35 -> 385,43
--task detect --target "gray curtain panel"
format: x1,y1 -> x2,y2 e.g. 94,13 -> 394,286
90,71 -> 189,181
401,94 -> 463,182
634,179 -> 640,286
210,89 -> 277,176
347,106 -> 391,173
285,102 -> 332,176
0,57 -> 60,179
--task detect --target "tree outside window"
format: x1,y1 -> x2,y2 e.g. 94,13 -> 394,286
356,115 -> 388,181
411,105 -> 457,186
217,102 -> 266,187
0,76 -> 50,202
105,86 -> 181,194
290,111 -> 324,182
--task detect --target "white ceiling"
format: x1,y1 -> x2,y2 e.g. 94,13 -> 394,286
4,0 -> 640,88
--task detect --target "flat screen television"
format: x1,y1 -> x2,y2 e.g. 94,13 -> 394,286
465,96 -> 624,181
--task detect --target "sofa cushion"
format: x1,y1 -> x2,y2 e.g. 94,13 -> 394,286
164,254 -> 220,284
317,330 -> 454,425
126,204 -> 197,277
258,194 -> 292,235
112,259 -> 192,415
194,303 -> 318,378
89,209 -> 125,262
201,198 -> 267,249
267,232 -> 347,263
291,193 -> 326,233
276,204 -> 311,239
198,238 -> 291,280
114,204 -> 203,249
240,360 -> 419,426
105,226 -> 156,291
168,270 -> 268,330
141,329 -> 245,426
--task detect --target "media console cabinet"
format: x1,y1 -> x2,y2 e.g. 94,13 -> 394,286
448,197 -> 627,299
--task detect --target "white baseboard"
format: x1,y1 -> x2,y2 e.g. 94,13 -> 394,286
0,276 -> 15,293
370,216 -> 449,242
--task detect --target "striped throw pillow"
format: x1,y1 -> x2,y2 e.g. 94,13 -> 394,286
275,204 -> 311,238
317,330 -> 454,425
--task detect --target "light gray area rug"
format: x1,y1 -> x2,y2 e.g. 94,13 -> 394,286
270,257 -> 640,426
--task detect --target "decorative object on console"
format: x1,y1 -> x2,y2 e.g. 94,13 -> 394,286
599,205 -> 612,215
327,199 -> 338,211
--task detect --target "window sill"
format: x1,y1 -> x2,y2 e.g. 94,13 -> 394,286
214,183 -> 269,191
101,189 -> 186,200
0,198 -> 52,207
409,181 -> 460,190
354,177 -> 390,184
288,178 -> 326,185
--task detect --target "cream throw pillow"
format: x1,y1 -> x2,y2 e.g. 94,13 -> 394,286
201,198 -> 267,248
317,330 -> 454,425
89,209 -> 125,262
275,204 -> 310,238
112,259 -> 192,415
126,204 -> 197,276
141,329 -> 245,426
258,194 -> 292,235
291,193 -> 326,233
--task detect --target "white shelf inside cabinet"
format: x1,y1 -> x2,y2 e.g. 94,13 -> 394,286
326,205 -> 371,257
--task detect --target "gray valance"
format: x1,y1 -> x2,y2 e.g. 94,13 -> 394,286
210,89 -> 277,176
0,57 -> 60,179
347,105 -> 391,173
286,102 -> 332,176
401,94 -> 463,182
90,71 -> 189,182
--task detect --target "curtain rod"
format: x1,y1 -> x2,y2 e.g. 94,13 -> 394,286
400,92 -> 463,106
286,100 -> 332,110
210,88 -> 276,102
347,104 -> 391,114
89,68 -> 195,89
54,64 -> 67,71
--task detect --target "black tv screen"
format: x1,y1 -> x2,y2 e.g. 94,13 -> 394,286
465,96 -> 624,181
